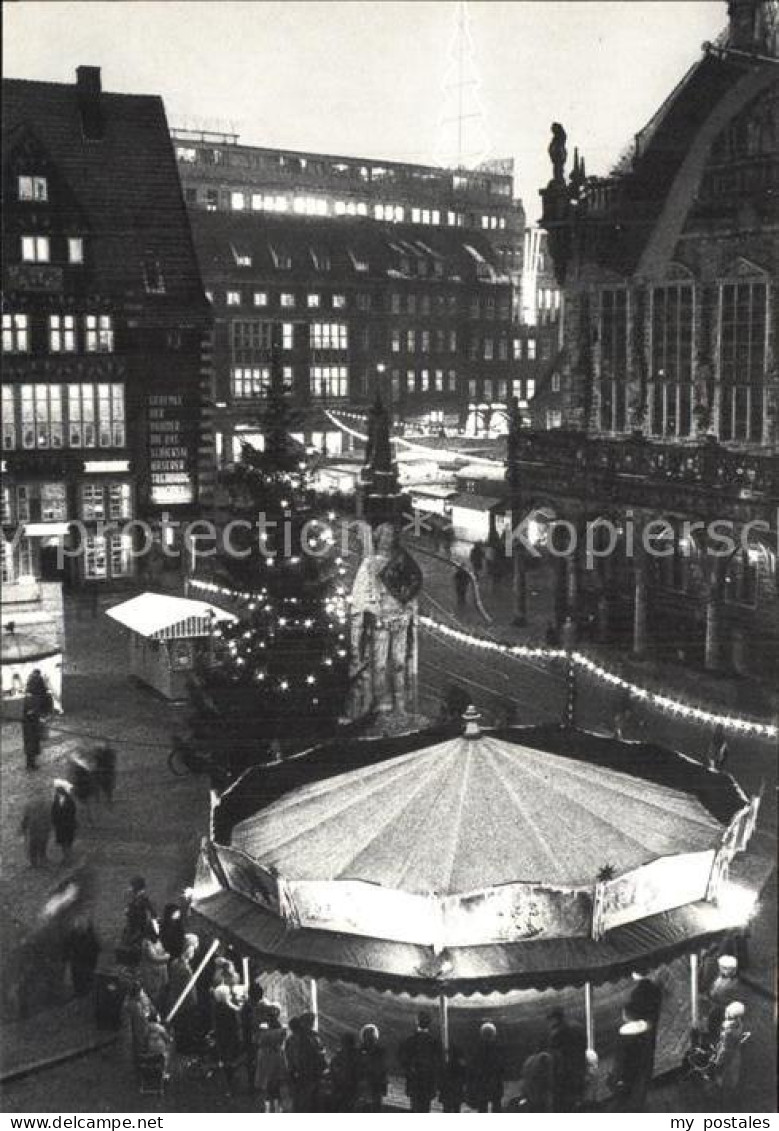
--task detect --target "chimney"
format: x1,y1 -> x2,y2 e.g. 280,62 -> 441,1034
76,66 -> 104,141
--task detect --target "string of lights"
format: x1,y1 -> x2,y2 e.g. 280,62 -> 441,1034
418,616 -> 777,739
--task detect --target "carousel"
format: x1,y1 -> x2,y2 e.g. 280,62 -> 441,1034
188,400 -> 762,1087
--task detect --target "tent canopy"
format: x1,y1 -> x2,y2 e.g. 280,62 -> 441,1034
231,731 -> 723,893
106,592 -> 237,640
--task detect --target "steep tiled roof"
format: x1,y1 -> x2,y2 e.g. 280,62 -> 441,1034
188,209 -> 511,286
3,76 -> 209,318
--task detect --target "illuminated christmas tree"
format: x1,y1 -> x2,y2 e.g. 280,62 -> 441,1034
187,347 -> 349,765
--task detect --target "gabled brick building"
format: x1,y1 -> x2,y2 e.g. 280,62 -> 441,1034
2,67 -> 212,595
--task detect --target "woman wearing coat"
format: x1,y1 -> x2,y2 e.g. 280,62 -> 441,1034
138,923 -> 169,1011
51,782 -> 77,864
712,1001 -> 748,1102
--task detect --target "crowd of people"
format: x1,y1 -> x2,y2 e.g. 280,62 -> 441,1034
115,877 -> 752,1112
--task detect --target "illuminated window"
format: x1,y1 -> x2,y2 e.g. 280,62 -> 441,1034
483,379 -> 493,400
391,329 -> 401,353
434,370 -> 444,392
421,331 -> 430,353
232,366 -> 271,399
233,251 -> 252,268
81,483 -> 105,521
68,238 -> 84,264
307,294 -> 321,309
109,483 -> 132,520
85,314 -> 114,352
449,330 -> 457,352
309,365 -> 348,397
448,369 -> 457,391
282,323 -> 294,350
20,384 -> 63,449
21,235 -> 50,262
332,294 -> 346,309
226,291 -> 241,307
280,293 -> 295,308
67,383 -> 124,448
110,534 -> 132,577
2,314 -> 29,353
406,330 -> 416,353
18,176 -> 48,201
420,369 -> 430,392
16,486 -> 31,522
253,292 -> 268,307
84,534 -> 108,579
719,280 -> 767,442
310,323 -> 348,350
230,191 -> 245,211
2,387 -> 15,449
484,338 -> 494,360
407,370 -> 416,392
527,339 -> 536,360
49,315 -> 76,353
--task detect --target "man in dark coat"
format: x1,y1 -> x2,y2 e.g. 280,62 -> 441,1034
285,1012 -> 327,1112
51,783 -> 77,864
63,915 -> 101,996
467,1021 -> 506,1111
398,1010 -> 442,1113
606,1006 -> 653,1111
20,793 -> 51,866
22,705 -> 42,770
628,972 -> 663,1072
454,565 -> 470,610
546,1007 -> 587,1112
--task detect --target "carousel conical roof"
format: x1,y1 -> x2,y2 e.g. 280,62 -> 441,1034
232,729 -> 723,893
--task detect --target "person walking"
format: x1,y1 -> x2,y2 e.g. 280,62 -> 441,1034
51,781 -> 77,865
712,1001 -> 748,1104
454,564 -> 471,610
398,1010 -> 442,1113
20,792 -> 52,867
63,914 -> 101,996
628,972 -> 663,1073
707,723 -> 729,772
255,1004 -> 286,1112
467,1021 -> 505,1112
439,1045 -> 468,1113
22,703 -> 43,771
329,1031 -> 361,1111
546,1007 -> 587,1112
358,1023 -> 388,1112
606,1006 -> 653,1112
285,1012 -> 327,1112
92,744 -> 117,806
138,922 -> 169,1012
511,1052 -> 553,1113
212,967 -> 246,1098
125,980 -> 153,1067
469,541 -> 485,577
121,877 -> 157,965
167,933 -> 201,1055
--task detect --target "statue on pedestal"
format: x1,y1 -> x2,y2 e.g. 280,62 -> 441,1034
548,122 -> 568,184
347,522 -> 422,719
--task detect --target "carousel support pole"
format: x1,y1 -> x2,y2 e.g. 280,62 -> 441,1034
584,981 -> 595,1052
165,938 -> 219,1024
438,994 -> 450,1055
310,976 -> 319,1030
242,956 -> 250,992
689,952 -> 700,1032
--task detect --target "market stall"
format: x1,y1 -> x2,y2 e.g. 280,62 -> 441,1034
0,629 -> 63,720
191,712 -> 760,1078
106,592 -> 237,701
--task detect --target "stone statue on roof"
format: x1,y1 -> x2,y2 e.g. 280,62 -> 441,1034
549,122 -> 568,184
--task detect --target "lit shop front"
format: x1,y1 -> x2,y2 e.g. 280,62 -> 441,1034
190,716 -> 761,1077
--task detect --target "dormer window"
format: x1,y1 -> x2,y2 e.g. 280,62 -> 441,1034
21,235 -> 50,263
232,246 -> 252,268
19,176 -> 48,202
68,237 -> 84,264
143,256 -> 166,294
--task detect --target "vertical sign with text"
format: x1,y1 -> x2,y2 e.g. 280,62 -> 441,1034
148,393 -> 195,505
